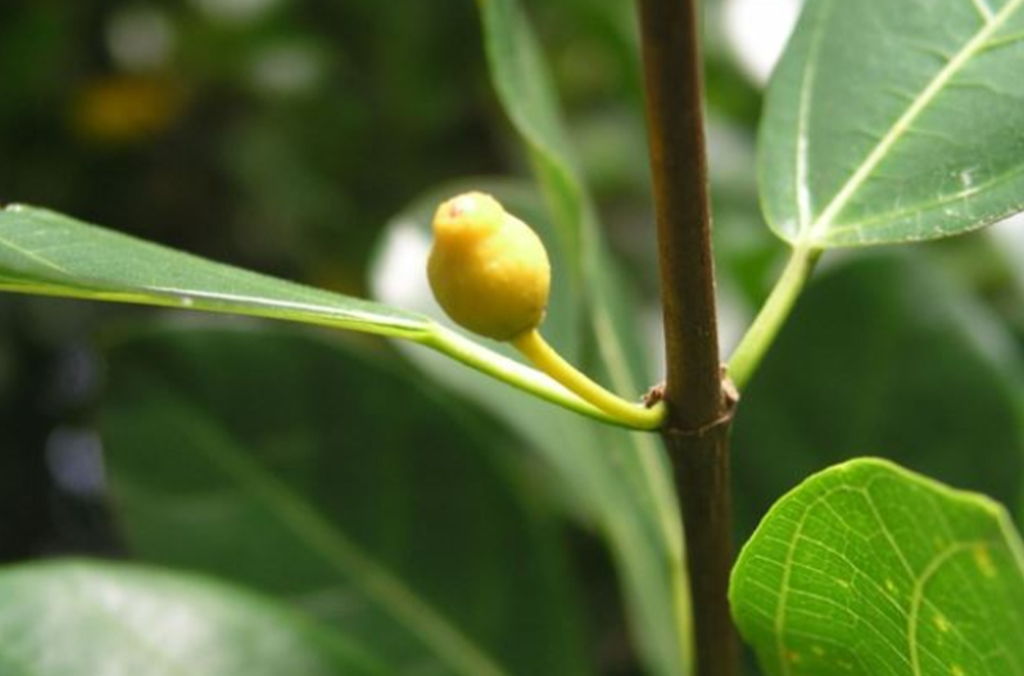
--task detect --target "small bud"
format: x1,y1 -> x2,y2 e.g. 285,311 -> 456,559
428,192 -> 551,341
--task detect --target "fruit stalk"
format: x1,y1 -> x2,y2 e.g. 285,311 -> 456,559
510,329 -> 664,430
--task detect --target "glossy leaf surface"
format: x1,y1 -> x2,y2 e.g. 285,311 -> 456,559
0,204 -> 430,337
0,560 -> 385,676
100,326 -> 590,676
731,458 -> 1024,676
762,0 -> 1024,247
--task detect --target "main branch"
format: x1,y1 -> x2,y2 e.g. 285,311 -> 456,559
634,1 -> 739,675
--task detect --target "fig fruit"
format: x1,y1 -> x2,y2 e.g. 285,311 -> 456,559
428,192 -> 551,341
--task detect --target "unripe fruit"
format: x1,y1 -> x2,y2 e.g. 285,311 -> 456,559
428,192 -> 551,341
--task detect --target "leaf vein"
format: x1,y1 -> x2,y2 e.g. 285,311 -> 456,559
970,0 -> 996,23
0,229 -> 69,274
793,3 -> 831,235
804,0 -> 1024,244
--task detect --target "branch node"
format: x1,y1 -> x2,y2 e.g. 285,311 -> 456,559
663,381 -> 737,440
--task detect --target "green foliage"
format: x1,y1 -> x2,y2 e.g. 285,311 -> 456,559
0,560 -> 386,676
0,204 -> 621,425
732,254 -> 1024,539
478,0 -> 589,259
0,0 -> 691,671
373,179 -> 688,676
474,0 -> 694,671
730,458 -> 1024,676
0,205 -> 429,338
99,326 -> 589,676
730,0 -> 1024,672
761,0 -> 1024,248
2,1 -> 1024,676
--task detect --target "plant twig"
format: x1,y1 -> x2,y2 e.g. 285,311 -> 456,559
634,0 -> 739,675
727,245 -> 820,390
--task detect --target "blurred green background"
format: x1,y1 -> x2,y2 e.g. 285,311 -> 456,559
3,1 -> 1024,674
0,0 -> 764,557
0,0 -> 508,563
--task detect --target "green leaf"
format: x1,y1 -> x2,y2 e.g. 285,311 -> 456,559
0,205 -> 628,426
477,0 -> 587,259
0,204 -> 430,338
730,457 -> 1024,676
732,254 -> 1024,540
761,0 -> 1024,248
99,325 -> 590,676
372,179 -> 688,676
0,560 -> 385,676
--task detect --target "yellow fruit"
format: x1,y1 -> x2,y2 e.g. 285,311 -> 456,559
428,192 -> 551,341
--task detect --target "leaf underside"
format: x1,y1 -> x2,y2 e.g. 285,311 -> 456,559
762,0 -> 1024,248
0,204 -> 430,337
730,458 -> 1024,676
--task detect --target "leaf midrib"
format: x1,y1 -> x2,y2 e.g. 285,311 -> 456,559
0,206 -> 431,335
792,1 -> 831,234
800,0 -> 1024,245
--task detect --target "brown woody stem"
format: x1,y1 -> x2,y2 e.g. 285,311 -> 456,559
634,0 -> 740,675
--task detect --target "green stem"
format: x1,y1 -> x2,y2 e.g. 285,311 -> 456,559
422,326 -> 665,430
510,329 -> 666,430
727,245 -> 821,389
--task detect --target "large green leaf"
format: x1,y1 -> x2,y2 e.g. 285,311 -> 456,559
99,325 -> 590,676
730,458 -> 1024,676
373,178 -> 687,676
0,560 -> 385,676
0,204 -> 429,338
762,0 -> 1024,248
732,254 -> 1024,540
